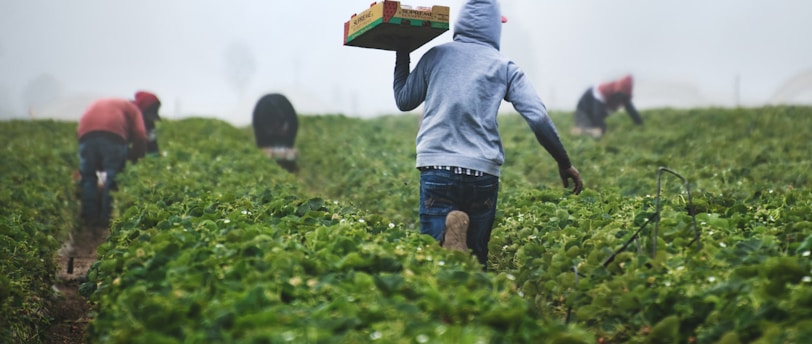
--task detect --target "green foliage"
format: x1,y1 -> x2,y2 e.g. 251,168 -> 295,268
0,120 -> 79,343
4,106 -> 812,343
82,116 -> 588,343
489,106 -> 812,343
291,114 -> 421,228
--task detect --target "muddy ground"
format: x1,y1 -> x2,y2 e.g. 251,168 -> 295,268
46,226 -> 108,344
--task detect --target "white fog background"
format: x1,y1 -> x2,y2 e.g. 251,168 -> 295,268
1,0 -> 811,126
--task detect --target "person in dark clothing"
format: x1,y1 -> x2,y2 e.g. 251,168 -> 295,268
252,93 -> 299,172
77,97 -> 147,227
133,91 -> 162,157
572,74 -> 643,138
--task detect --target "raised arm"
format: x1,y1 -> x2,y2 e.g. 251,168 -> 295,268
624,99 -> 643,125
506,65 -> 582,194
393,50 -> 427,112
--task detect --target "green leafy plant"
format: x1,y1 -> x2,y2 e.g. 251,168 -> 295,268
4,106 -> 811,343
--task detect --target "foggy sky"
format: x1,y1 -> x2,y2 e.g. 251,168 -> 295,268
1,0 -> 811,125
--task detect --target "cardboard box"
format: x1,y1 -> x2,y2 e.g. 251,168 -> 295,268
344,1 -> 450,52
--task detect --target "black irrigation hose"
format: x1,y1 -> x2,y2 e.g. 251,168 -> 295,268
654,167 -> 701,256
563,167 -> 701,324
564,212 -> 658,325
601,212 -> 660,268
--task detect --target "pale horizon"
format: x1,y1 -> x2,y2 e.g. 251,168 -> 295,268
2,0 -> 811,126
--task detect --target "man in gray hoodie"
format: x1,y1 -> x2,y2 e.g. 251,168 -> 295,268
393,0 -> 583,269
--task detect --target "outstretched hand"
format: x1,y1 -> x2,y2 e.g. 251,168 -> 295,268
559,166 -> 583,195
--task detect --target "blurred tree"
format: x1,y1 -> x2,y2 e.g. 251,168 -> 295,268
770,69 -> 812,105
21,73 -> 63,117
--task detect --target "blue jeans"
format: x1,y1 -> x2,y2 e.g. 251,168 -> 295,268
419,169 -> 499,268
78,134 -> 128,225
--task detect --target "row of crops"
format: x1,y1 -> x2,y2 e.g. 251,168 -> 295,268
1,121 -> 79,343
2,106 -> 811,343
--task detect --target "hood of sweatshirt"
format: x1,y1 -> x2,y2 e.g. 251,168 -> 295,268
453,0 -> 502,50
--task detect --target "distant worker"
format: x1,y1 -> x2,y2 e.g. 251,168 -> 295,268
572,74 -> 643,138
252,93 -> 299,172
133,91 -> 162,157
76,96 -> 148,227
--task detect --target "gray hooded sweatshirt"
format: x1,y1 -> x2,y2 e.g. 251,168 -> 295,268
393,0 -> 571,177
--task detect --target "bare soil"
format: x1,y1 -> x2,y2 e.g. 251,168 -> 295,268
46,226 -> 109,344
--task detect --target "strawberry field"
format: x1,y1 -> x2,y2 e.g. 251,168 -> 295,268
2,106 -> 811,343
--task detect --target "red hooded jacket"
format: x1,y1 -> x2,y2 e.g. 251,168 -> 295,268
77,98 -> 147,159
597,75 -> 633,111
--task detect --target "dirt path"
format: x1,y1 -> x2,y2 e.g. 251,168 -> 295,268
46,226 -> 109,343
